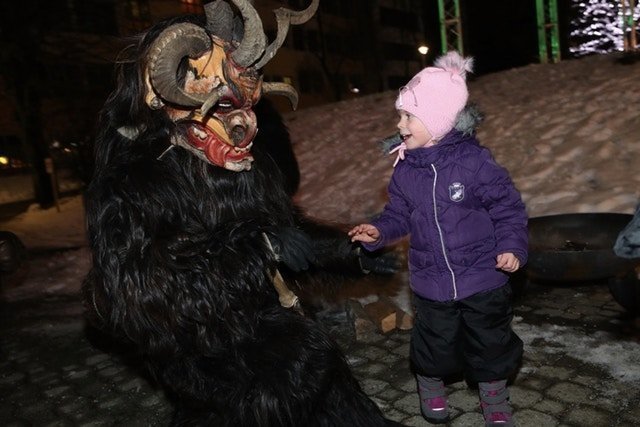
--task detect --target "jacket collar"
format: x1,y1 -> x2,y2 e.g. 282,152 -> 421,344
402,130 -> 477,168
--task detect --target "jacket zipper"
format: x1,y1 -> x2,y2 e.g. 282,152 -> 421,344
431,164 -> 457,300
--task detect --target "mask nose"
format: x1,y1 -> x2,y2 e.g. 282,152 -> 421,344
224,110 -> 255,147
230,125 -> 246,144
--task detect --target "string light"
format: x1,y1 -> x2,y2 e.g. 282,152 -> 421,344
570,0 -> 639,56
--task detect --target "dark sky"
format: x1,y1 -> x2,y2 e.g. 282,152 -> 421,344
422,0 -> 574,76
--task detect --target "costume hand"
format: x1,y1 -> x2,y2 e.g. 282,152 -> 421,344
496,252 -> 520,273
265,227 -> 317,272
357,247 -> 400,275
348,224 -> 380,243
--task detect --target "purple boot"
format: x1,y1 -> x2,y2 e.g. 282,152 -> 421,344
417,375 -> 449,424
479,380 -> 515,427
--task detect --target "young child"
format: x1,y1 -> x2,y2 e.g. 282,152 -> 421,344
349,51 -> 527,426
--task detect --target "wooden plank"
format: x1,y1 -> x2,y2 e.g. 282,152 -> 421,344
363,298 -> 397,333
347,299 -> 377,340
396,309 -> 414,330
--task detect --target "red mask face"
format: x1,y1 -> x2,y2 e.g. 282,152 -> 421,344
149,35 -> 262,171
143,0 -> 319,171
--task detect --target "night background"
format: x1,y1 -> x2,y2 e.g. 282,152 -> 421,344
0,1 -> 639,425
453,0 -> 569,74
0,0 -> 632,210
0,0 -> 636,210
0,0 -> 638,211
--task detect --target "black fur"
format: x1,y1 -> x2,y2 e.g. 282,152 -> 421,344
83,14 -> 393,427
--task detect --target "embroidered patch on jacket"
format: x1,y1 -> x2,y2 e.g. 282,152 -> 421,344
449,182 -> 465,202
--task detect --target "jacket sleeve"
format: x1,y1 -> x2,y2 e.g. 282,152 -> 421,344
474,150 -> 529,265
363,172 -> 411,252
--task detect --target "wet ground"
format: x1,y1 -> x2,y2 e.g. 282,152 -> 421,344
2,254 -> 640,427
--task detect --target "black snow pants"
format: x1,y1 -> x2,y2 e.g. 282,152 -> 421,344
410,284 -> 523,383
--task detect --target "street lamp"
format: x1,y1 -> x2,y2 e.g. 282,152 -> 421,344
418,44 -> 429,67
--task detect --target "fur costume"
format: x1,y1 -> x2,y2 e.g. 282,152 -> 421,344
83,1 -> 398,425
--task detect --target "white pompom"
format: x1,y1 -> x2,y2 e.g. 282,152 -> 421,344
434,51 -> 474,80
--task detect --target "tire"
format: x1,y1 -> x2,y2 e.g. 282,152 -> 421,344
608,271 -> 640,314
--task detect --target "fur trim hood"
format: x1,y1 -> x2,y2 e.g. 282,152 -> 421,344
380,103 -> 484,154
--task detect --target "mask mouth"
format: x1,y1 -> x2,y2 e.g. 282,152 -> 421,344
400,134 -> 411,142
185,121 -> 255,171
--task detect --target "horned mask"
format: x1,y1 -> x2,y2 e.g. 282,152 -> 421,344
144,0 -> 319,171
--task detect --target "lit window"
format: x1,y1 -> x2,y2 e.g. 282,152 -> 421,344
181,0 -> 203,14
125,0 -> 151,33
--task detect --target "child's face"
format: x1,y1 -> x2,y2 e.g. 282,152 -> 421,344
396,110 -> 434,149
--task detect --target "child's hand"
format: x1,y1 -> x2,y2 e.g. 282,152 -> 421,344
496,252 -> 520,272
348,224 -> 380,243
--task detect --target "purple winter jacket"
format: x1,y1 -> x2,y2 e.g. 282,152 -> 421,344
363,130 -> 528,302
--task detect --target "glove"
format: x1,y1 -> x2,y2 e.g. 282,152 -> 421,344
265,227 -> 317,272
357,247 -> 400,275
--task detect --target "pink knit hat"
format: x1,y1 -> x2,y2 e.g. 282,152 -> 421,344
395,51 -> 473,139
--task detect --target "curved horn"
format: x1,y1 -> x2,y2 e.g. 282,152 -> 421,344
254,0 -> 320,69
262,82 -> 299,110
229,0 -> 268,68
147,23 -> 212,106
204,0 -> 235,40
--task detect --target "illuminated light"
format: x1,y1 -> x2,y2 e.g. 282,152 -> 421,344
570,0 -> 640,56
418,45 -> 429,55
350,87 -> 360,94
0,156 -> 8,165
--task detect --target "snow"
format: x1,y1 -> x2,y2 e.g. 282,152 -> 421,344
288,53 -> 640,223
1,196 -> 87,250
514,321 -> 640,384
1,52 -> 639,384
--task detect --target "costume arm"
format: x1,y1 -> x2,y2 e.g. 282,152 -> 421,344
291,210 -> 398,276
474,150 -> 529,265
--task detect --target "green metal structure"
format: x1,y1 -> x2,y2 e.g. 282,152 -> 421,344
621,0 -> 638,51
535,0 -> 560,63
437,0 -> 463,54
436,0 -> 561,63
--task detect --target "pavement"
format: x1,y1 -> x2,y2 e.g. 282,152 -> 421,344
1,250 -> 640,426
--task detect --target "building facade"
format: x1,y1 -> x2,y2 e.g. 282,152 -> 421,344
256,0 -> 429,109
0,0 -> 429,202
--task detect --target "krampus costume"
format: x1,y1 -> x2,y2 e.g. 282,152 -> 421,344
83,1 -> 398,425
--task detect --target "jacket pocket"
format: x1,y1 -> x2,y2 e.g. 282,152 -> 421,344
408,248 -> 436,271
448,238 -> 496,267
